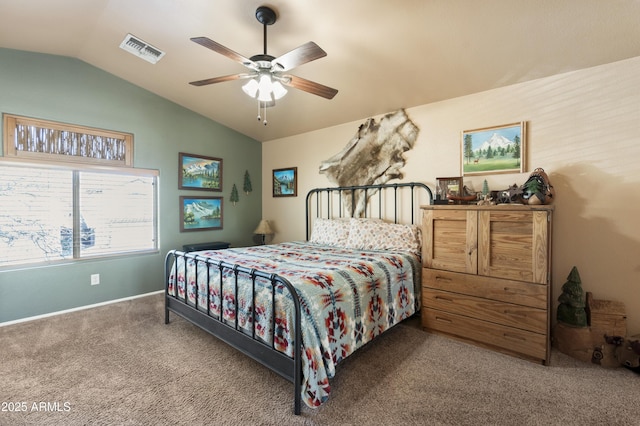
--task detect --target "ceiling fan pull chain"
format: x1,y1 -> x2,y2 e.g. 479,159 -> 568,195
263,102 -> 268,125
257,100 -> 262,122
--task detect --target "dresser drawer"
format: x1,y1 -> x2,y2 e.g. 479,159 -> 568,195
423,268 -> 547,309
422,288 -> 547,334
422,308 -> 548,361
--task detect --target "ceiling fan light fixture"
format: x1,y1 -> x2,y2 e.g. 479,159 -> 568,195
271,80 -> 288,100
242,78 -> 259,97
257,74 -> 273,102
244,73 -> 287,102
257,90 -> 272,103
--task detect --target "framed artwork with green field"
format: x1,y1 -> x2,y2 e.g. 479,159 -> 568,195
461,122 -> 526,176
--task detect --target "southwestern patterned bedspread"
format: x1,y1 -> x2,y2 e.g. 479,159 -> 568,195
167,241 -> 421,408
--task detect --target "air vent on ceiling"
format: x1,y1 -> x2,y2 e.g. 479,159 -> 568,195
119,33 -> 165,64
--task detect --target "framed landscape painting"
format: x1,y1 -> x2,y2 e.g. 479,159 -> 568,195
272,167 -> 297,197
461,122 -> 526,176
180,196 -> 223,231
179,152 -> 222,191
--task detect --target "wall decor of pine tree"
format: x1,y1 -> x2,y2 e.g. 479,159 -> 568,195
230,184 -> 239,206
243,170 -> 252,195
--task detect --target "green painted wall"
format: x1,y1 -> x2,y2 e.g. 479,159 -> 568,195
0,48 -> 262,322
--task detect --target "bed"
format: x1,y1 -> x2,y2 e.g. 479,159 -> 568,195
164,182 -> 433,414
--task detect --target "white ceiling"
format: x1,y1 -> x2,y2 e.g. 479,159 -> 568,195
1,0 -> 640,142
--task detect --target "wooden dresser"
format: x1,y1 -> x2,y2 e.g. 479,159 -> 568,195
420,205 -> 553,364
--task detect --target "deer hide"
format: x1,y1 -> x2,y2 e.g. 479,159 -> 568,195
319,109 -> 419,216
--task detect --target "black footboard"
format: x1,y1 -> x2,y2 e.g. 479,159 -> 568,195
164,250 -> 302,415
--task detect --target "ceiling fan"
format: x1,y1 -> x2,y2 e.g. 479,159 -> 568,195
189,5 -> 338,124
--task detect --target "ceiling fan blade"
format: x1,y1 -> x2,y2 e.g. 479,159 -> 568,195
282,75 -> 338,99
190,37 -> 255,69
271,42 -> 327,71
189,73 -> 255,87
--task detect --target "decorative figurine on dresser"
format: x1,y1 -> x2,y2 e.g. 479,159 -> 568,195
420,203 -> 554,364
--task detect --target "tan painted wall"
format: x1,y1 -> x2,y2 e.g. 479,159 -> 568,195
262,56 -> 640,334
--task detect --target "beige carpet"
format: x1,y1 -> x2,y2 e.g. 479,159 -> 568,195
0,293 -> 638,426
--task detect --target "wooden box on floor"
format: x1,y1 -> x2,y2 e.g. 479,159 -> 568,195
553,323 -> 593,363
586,291 -> 627,345
554,292 -> 627,367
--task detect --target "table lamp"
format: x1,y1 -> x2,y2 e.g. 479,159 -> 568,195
253,219 -> 274,245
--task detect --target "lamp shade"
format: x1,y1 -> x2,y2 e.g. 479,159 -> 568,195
241,78 -> 259,98
254,219 -> 274,235
271,80 -> 288,100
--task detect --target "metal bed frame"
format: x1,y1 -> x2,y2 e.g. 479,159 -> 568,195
164,182 -> 432,415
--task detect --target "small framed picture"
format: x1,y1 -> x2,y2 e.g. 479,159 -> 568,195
272,167 -> 297,197
179,152 -> 222,191
180,196 -> 223,231
436,177 -> 463,203
461,122 -> 526,176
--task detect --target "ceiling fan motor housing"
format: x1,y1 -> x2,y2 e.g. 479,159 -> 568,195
250,54 -> 276,64
255,6 -> 277,25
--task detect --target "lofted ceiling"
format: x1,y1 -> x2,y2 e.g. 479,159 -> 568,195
1,0 -> 640,142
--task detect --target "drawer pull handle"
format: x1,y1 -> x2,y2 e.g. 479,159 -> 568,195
435,296 -> 453,302
435,316 -> 452,323
504,287 -> 526,295
435,276 -> 452,282
503,333 -> 526,342
504,310 -> 526,317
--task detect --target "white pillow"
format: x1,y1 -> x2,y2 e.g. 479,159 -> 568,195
346,218 -> 422,256
308,218 -> 350,247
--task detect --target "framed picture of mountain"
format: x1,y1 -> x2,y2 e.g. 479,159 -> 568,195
180,196 -> 223,231
461,122 -> 526,176
272,167 -> 297,197
179,153 -> 222,191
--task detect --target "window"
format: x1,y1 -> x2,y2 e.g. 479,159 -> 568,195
0,114 -> 157,268
3,114 -> 133,166
0,162 -> 158,268
1,114 -> 157,268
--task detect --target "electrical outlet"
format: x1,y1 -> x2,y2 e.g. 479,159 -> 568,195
91,274 -> 100,285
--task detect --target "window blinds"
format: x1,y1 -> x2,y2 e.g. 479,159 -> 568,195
0,163 -> 157,268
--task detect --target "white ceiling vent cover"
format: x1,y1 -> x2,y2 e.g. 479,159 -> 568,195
119,34 -> 165,64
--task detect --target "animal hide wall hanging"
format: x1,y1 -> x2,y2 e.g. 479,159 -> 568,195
319,109 -> 419,217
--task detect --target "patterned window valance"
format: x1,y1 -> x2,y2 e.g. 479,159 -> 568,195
3,114 -> 133,167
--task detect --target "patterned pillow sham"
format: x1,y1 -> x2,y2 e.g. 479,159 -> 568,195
308,218 -> 350,247
346,218 -> 422,256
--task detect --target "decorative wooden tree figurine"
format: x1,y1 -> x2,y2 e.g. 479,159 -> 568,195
557,266 -> 588,327
230,184 -> 239,206
482,179 -> 489,197
554,266 -> 592,362
243,170 -> 252,195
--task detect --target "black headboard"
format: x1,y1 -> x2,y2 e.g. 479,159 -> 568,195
305,182 -> 433,240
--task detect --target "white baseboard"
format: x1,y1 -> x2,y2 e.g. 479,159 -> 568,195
0,290 -> 164,327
